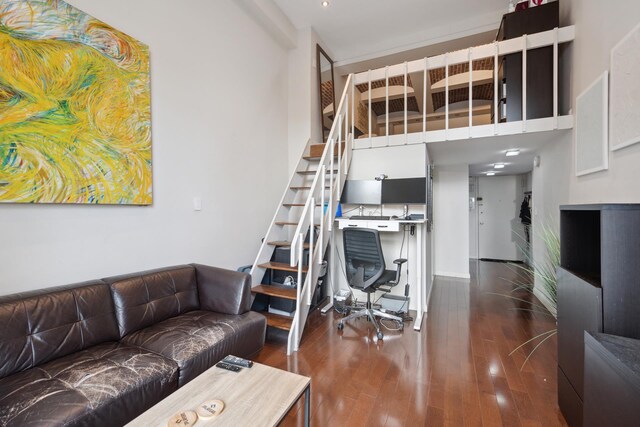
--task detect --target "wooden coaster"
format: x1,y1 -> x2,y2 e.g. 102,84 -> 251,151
167,410 -> 198,426
196,399 -> 225,419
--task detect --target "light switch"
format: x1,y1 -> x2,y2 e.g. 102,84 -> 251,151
193,197 -> 202,211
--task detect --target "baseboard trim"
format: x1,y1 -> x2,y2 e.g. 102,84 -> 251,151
435,271 -> 471,279
533,286 -> 557,318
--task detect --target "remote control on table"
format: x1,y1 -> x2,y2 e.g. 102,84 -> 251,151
223,355 -> 253,368
215,362 -> 242,372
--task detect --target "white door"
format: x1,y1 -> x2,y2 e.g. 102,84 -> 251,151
478,175 -> 523,261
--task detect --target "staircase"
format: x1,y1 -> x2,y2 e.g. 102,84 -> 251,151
250,75 -> 355,355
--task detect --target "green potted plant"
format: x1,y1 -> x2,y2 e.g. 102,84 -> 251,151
492,222 -> 560,369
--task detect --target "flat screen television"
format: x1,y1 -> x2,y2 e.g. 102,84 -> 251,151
381,177 -> 426,204
340,180 -> 381,205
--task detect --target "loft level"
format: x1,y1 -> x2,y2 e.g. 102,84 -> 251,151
345,24 -> 575,148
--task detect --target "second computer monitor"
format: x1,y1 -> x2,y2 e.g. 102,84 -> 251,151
381,177 -> 426,204
340,180 -> 381,205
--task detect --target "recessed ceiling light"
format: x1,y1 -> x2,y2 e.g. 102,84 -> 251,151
321,1 -> 329,7
486,172 -> 496,176
494,163 -> 505,169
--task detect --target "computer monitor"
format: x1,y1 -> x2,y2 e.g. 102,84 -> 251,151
340,180 -> 381,205
381,177 -> 426,204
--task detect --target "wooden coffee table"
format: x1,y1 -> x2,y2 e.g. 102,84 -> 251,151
127,361 -> 311,427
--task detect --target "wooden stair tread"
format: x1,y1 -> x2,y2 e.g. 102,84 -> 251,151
263,312 -> 293,331
252,283 -> 299,299
268,241 -> 310,249
256,262 -> 309,274
275,221 -> 320,226
290,186 -> 330,190
296,170 -> 338,175
302,155 -> 338,161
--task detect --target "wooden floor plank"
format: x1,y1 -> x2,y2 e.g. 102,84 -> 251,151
253,260 -> 566,426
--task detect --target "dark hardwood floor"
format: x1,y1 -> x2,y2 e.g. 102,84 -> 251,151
255,260 -> 566,426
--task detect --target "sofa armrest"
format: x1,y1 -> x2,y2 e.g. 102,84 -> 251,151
192,264 -> 252,315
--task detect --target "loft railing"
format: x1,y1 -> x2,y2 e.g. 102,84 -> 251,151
351,26 -> 575,149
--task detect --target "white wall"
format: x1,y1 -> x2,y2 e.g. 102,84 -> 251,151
532,0 -> 640,303
287,29 -> 313,172
563,0 -> 640,203
434,164 -> 469,278
0,0 -> 290,294
334,144 -> 429,310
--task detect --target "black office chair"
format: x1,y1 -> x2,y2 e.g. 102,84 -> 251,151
337,228 -> 406,339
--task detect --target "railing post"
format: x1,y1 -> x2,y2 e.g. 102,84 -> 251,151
423,57 -> 427,141
320,165 -> 326,260
297,233 -> 303,306
329,140 -> 335,232
338,114 -> 343,174
351,76 -> 355,144
404,61 -> 408,144
522,34 -> 527,132
468,48 -> 473,136
386,66 -> 389,146
494,42 -> 499,135
553,27 -> 559,129
307,198 -> 314,305
345,92 -> 349,144
445,53 -> 449,139
368,69 -> 372,147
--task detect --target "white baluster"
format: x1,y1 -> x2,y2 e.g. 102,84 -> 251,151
423,57 -> 427,141
522,34 -> 527,132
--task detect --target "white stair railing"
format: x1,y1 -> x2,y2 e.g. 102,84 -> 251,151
287,74 -> 354,354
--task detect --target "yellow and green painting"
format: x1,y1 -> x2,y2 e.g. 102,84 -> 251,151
0,0 -> 151,204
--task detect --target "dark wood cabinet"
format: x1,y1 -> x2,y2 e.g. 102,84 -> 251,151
496,2 -> 559,122
557,268 -> 602,427
557,204 -> 640,427
584,332 -> 640,427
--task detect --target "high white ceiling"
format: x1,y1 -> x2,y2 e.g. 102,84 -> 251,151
274,0 -> 508,63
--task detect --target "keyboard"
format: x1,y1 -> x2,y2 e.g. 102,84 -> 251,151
349,215 -> 391,220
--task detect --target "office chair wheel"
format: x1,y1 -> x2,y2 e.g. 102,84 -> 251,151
337,322 -> 344,330
377,331 -> 384,340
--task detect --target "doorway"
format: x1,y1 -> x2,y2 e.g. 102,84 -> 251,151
476,175 -> 526,262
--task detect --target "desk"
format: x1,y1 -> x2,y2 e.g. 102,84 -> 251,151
333,217 -> 428,331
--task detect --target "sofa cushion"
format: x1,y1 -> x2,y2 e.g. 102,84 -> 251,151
122,310 -> 267,386
0,342 -> 178,427
103,265 -> 200,338
192,263 -> 253,315
0,281 -> 120,379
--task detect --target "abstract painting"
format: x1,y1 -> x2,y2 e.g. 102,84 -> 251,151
0,0 -> 151,204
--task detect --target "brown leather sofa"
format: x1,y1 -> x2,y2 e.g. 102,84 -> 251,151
0,264 -> 266,426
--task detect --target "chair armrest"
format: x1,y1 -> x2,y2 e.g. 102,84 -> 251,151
192,264 -> 252,315
392,259 -> 407,284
